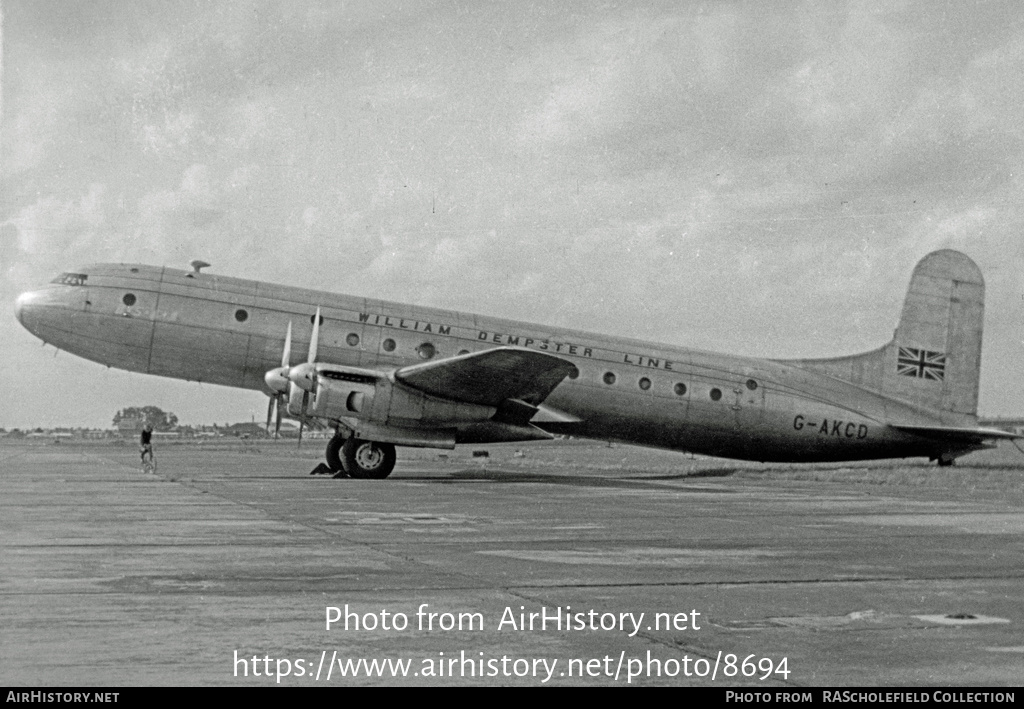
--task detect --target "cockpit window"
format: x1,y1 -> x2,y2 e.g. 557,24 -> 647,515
51,273 -> 88,286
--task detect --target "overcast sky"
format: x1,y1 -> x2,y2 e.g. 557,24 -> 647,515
2,0 -> 1023,429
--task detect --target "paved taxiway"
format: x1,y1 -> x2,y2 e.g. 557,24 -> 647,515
2,439 -> 1023,686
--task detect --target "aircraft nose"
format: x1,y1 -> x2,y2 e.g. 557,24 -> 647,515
14,291 -> 34,326
14,289 -> 52,334
16,283 -> 92,353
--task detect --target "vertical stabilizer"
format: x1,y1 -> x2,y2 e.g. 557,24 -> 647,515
787,250 -> 985,420
889,250 -> 984,415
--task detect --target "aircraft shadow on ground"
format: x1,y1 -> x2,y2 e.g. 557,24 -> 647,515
392,467 -> 738,491
643,468 -> 741,479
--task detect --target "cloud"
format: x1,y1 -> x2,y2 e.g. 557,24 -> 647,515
3,161 -> 248,295
515,13 -> 682,148
7,194 -> 97,277
137,164 -> 221,233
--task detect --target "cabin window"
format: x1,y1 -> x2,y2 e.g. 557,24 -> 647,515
638,377 -> 651,391
346,333 -> 359,347
603,372 -> 616,385
382,338 -> 396,352
746,378 -> 758,391
234,309 -> 248,322
710,387 -> 722,401
122,293 -> 136,306
310,313 -> 324,325
417,342 -> 436,359
674,383 -> 687,396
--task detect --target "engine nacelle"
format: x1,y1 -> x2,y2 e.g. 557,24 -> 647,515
307,365 -> 496,426
308,368 -> 380,419
285,380 -> 310,417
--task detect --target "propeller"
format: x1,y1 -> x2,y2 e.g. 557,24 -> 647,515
264,390 -> 285,438
288,307 -> 321,447
263,321 -> 292,439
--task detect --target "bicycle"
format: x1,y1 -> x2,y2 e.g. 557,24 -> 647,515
141,446 -> 157,474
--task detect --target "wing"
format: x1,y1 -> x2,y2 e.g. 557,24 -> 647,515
394,346 -> 578,407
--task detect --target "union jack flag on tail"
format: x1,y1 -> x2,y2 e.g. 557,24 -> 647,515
897,347 -> 946,381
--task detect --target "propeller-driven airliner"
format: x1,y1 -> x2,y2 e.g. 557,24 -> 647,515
14,249 -> 1016,479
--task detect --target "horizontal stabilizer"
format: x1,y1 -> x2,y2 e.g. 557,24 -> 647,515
890,423 -> 1020,443
395,346 -> 578,407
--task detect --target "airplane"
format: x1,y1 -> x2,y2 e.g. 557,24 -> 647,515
14,249 -> 1018,479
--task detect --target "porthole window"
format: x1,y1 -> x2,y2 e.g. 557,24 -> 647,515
122,293 -> 136,306
710,387 -> 722,401
234,309 -> 248,322
417,342 -> 436,359
346,333 -> 360,347
310,313 -> 324,325
603,372 -> 617,385
382,338 -> 396,352
746,378 -> 758,391
638,377 -> 651,391
674,383 -> 687,396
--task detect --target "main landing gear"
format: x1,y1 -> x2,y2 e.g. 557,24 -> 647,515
323,433 -> 396,479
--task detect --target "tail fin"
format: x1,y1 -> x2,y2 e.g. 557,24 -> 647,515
789,250 -> 985,420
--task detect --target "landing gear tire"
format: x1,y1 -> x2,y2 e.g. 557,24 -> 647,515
342,438 -> 396,479
325,434 -> 346,474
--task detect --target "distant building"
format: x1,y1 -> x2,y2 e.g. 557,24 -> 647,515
223,422 -> 271,439
152,430 -> 181,439
116,417 -> 146,435
26,431 -> 73,440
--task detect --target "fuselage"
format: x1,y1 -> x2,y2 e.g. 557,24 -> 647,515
15,263 -> 954,462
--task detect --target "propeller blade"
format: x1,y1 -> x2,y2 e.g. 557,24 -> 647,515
274,396 -> 282,438
265,321 -> 296,393
282,321 -> 292,367
308,307 -> 321,363
297,390 -> 309,448
265,395 -> 275,434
